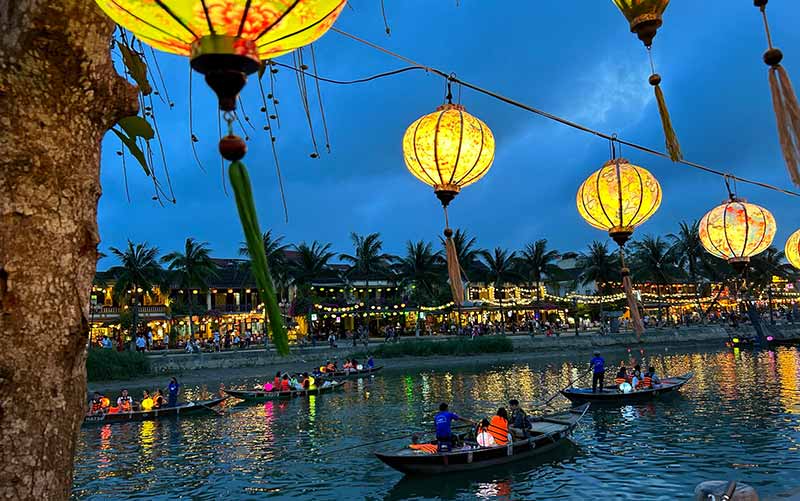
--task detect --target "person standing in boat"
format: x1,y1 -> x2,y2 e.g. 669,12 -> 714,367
508,399 -> 531,438
167,377 -> 180,407
434,402 -> 470,452
589,351 -> 606,393
367,356 -> 375,369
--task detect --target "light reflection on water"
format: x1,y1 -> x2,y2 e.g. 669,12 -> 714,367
73,346 -> 800,500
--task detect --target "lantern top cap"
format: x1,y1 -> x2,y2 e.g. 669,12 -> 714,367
602,157 -> 631,167
436,103 -> 466,112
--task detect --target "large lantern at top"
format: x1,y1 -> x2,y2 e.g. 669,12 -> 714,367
403,102 -> 496,305
576,158 -> 662,246
403,103 -> 495,208
96,0 -> 347,110
785,229 -> 800,270
698,198 -> 776,271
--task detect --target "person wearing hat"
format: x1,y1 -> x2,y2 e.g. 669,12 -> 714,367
589,351 -> 605,393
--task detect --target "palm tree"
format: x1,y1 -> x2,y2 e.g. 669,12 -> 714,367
239,230 -> 289,300
395,240 -> 443,303
630,235 -> 682,320
578,241 -> 620,294
339,232 -> 396,305
669,220 -> 716,318
440,228 -> 486,282
481,247 -> 519,332
109,240 -> 162,347
289,241 -> 336,334
749,246 -> 794,290
161,238 -> 218,340
517,239 -> 560,303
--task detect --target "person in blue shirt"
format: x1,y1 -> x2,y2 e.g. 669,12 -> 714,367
167,377 -> 180,407
434,402 -> 469,452
589,351 -> 605,393
367,356 -> 375,369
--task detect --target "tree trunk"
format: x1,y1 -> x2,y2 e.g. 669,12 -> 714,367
0,2 -> 137,499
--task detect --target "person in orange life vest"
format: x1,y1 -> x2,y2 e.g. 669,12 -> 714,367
273,371 -> 282,389
88,392 -> 105,416
326,361 -> 336,372
476,418 -> 497,447
615,365 -> 629,386
488,407 -> 511,446
280,374 -> 291,392
117,389 -> 133,412
641,366 -> 660,389
152,389 -> 165,408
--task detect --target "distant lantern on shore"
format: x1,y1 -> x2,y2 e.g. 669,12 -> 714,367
612,0 -> 681,161
576,157 -> 661,341
403,100 -> 495,304
786,230 -> 800,270
576,158 -> 662,246
698,198 -> 776,272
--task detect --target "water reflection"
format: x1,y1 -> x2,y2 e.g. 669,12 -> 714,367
74,346 -> 800,500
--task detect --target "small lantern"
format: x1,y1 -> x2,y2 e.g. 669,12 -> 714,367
785,229 -> 800,270
699,197 -> 776,272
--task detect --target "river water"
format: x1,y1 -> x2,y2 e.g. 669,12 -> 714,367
72,346 -> 800,500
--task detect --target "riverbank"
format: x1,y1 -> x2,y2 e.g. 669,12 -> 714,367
89,323 -> 800,393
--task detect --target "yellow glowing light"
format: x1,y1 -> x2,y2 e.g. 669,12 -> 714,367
785,229 -> 800,270
576,158 -> 662,241
699,198 -> 776,264
403,103 -> 495,197
94,0 -> 347,61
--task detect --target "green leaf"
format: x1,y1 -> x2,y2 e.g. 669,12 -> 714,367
111,128 -> 151,176
118,116 -> 154,140
117,41 -> 152,96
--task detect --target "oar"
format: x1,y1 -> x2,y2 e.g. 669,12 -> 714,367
531,367 -> 597,409
319,423 -> 474,456
198,401 -> 226,416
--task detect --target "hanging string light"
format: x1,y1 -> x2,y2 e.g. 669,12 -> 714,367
612,0 -> 681,161
94,0 -> 348,355
403,76 -> 495,304
752,0 -> 800,186
785,229 -> 800,270
577,151 -> 662,340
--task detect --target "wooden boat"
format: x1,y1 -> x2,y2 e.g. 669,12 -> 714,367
374,403 -> 589,475
310,366 -> 383,380
82,396 -> 227,425
560,372 -> 693,405
224,381 -> 344,402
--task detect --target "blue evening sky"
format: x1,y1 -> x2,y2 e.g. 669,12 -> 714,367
98,0 -> 800,266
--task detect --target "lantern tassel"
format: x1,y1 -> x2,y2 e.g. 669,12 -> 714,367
622,267 -> 644,341
651,76 -> 682,162
444,229 -> 464,305
768,64 -> 800,185
229,160 -> 290,355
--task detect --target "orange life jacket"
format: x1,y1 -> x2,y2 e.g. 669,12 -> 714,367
641,376 -> 653,388
120,400 -> 132,412
90,401 -> 103,413
409,443 -> 438,454
274,377 -> 281,387
489,416 -> 509,445
280,380 -> 290,392
326,364 -> 335,371
614,377 -> 626,385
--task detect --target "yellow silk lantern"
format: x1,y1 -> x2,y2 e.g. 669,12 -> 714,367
403,102 -> 495,304
699,198 -> 776,271
786,229 -> 800,269
403,103 -> 495,207
96,0 -> 347,110
576,158 -> 662,246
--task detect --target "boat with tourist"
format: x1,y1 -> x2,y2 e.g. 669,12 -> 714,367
308,365 -> 383,380
225,381 -> 345,402
83,396 -> 228,425
560,372 -> 693,404
374,403 -> 589,475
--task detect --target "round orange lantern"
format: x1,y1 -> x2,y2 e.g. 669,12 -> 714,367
698,197 -> 777,271
784,229 -> 800,269
576,158 -> 662,246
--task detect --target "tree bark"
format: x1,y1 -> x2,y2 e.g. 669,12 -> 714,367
0,2 -> 137,499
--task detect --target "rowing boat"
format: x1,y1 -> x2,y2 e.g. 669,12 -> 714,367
560,372 -> 693,405
224,381 -> 344,402
82,396 -> 227,425
311,366 -> 383,380
374,403 -> 589,475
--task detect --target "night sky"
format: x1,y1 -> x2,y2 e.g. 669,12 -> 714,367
97,1 -> 800,267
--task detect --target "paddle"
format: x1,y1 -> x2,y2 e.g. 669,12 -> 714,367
530,367 -> 597,409
319,423 -> 474,456
198,401 -> 225,416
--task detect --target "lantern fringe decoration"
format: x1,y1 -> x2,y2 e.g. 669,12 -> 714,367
621,266 -> 645,337
650,67 -> 682,162
757,0 -> 800,185
444,226 -> 465,305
